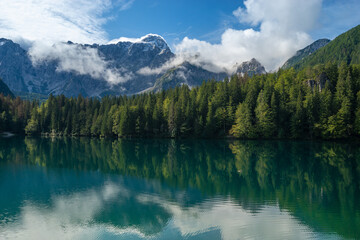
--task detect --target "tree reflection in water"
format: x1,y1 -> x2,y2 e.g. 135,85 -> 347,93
0,137 -> 359,239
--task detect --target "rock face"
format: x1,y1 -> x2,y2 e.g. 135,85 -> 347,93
317,72 -> 331,91
235,58 -> 266,77
305,72 -> 331,92
0,38 -> 36,93
282,39 -> 331,69
0,35 -> 174,97
0,35 -> 267,97
0,78 -> 14,97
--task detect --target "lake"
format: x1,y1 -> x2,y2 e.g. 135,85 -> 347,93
0,137 -> 359,239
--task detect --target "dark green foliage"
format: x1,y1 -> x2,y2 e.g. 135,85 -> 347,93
0,95 -> 33,133
230,102 -> 255,138
255,91 -> 276,138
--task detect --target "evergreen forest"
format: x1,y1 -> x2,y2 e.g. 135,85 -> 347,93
1,62 -> 360,139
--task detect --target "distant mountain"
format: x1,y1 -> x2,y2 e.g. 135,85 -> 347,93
282,39 -> 330,69
235,58 -> 266,76
0,34 -> 267,97
151,62 -> 228,92
0,35 -> 174,97
290,24 -> 360,69
0,38 -> 35,93
0,78 -> 14,97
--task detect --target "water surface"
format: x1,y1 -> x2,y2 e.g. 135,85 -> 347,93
0,137 -> 359,239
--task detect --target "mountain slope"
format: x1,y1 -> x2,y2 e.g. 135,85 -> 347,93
293,24 -> 360,69
282,39 -> 330,69
0,78 -> 14,97
151,58 -> 267,92
151,62 -> 228,92
0,39 -> 37,93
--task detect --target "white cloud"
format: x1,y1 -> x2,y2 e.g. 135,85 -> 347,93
137,52 -> 227,76
137,56 -> 184,75
29,42 -> 133,84
174,0 -> 322,71
0,0 -> 108,44
0,0 -> 135,84
0,0 -> 136,44
117,0 -> 136,11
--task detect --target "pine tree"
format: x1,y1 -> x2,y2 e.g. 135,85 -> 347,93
355,91 -> 360,135
255,91 -> 276,138
291,92 -> 306,138
25,108 -> 40,135
230,103 -> 256,138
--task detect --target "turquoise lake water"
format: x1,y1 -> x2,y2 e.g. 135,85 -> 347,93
0,137 -> 359,239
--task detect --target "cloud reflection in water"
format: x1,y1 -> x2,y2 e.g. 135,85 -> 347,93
0,180 -> 341,240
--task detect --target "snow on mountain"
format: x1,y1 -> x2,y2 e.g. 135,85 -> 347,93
108,34 -> 169,51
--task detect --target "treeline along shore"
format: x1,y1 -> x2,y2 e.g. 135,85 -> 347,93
1,62 -> 360,140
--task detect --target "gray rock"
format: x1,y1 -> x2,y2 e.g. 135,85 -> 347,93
235,58 -> 266,77
305,72 -> 330,92
0,36 -> 266,97
0,36 -> 174,97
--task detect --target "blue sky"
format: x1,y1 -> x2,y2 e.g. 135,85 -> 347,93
103,0 -> 360,48
104,0 -> 245,46
0,0 -> 359,71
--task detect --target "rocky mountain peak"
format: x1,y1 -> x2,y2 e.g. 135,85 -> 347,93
109,34 -> 170,52
236,58 -> 266,77
0,38 -> 12,46
140,34 -> 169,50
0,38 -> 22,50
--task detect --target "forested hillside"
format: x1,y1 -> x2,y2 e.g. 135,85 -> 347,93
282,39 -> 330,69
293,25 -> 360,69
1,62 -> 360,139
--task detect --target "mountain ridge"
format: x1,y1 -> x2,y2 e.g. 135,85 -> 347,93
0,35 -> 265,97
235,58 -> 266,76
291,24 -> 360,69
0,35 -> 174,97
282,39 -> 331,69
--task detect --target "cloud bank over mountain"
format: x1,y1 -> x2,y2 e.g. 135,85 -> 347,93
29,42 -> 133,84
174,0 -> 322,71
0,0 -> 325,79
